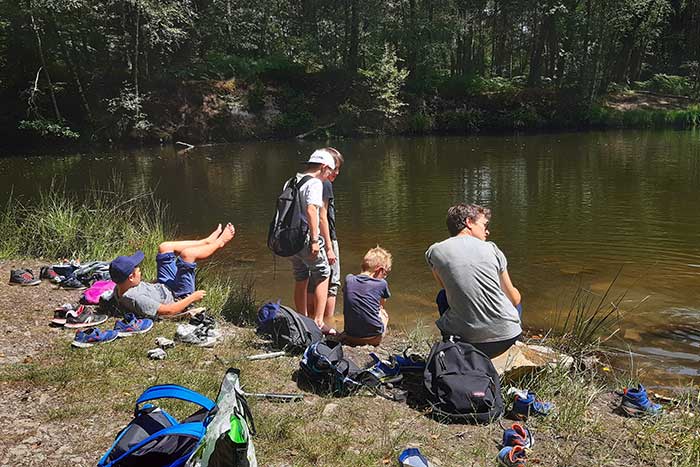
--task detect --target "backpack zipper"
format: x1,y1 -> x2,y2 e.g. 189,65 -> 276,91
438,351 -> 447,372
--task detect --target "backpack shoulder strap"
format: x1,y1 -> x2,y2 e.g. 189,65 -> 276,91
296,175 -> 313,189
98,422 -> 206,467
136,385 -> 216,414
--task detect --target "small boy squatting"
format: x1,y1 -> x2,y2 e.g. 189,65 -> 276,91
110,223 -> 235,317
341,246 -> 392,347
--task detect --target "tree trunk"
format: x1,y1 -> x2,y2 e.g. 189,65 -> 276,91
50,12 -> 92,122
29,10 -> 61,120
347,0 -> 360,73
133,7 -> 141,122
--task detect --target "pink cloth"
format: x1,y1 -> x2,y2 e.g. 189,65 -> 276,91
82,280 -> 116,304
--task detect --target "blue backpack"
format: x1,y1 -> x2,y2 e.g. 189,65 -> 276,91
98,384 -> 216,467
300,340 -> 363,396
256,300 -> 322,354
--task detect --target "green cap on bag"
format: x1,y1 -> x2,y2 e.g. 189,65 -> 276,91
229,413 -> 247,444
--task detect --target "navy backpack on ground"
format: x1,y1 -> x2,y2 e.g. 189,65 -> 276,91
267,174 -> 313,257
256,301 -> 322,354
98,385 -> 216,467
423,337 -> 504,424
299,340 -> 363,396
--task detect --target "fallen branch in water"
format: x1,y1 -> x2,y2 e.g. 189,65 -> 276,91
175,141 -> 195,150
296,123 -> 336,139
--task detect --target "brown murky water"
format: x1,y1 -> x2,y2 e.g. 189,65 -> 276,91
2,130 -> 700,384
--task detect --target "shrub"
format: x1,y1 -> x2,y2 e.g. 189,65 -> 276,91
357,44 -> 409,121
634,73 -> 694,96
435,107 -> 483,132
406,111 -> 434,134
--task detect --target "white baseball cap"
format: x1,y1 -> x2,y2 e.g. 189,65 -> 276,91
306,149 -> 336,170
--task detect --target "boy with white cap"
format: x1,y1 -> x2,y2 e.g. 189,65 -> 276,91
286,149 -> 336,333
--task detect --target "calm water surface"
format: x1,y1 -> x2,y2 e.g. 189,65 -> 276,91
3,130 -> 700,384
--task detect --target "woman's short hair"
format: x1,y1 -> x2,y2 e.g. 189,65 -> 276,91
446,203 -> 491,237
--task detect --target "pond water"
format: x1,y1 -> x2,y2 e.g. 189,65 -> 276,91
2,130 -> 700,384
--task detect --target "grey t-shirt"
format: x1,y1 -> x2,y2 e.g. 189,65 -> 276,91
116,282 -> 175,317
425,235 -> 521,343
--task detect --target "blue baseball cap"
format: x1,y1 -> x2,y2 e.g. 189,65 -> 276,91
109,250 -> 145,283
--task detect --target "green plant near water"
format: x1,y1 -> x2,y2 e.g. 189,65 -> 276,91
0,178 -> 170,279
549,269 -> 644,358
197,268 -> 258,326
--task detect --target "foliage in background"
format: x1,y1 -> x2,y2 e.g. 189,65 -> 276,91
1,0 -> 699,143
635,73 -> 695,96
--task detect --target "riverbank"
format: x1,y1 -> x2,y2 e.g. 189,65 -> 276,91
1,259 -> 699,467
4,76 -> 699,153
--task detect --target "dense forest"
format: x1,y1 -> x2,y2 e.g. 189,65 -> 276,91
1,0 -> 699,147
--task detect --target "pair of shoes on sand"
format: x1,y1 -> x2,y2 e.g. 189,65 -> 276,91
497,422 -> 534,466
71,313 -> 154,348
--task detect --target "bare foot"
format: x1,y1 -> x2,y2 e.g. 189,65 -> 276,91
207,224 -> 222,243
218,223 -> 235,246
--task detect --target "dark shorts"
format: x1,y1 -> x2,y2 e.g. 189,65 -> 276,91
156,252 -> 196,298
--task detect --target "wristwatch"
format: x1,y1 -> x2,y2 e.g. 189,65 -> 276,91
310,238 -> 319,244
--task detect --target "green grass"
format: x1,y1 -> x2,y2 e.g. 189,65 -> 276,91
587,104 -> 700,129
0,177 -> 170,279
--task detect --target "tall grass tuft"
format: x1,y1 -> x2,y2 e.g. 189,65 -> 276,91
198,265 -> 258,325
549,269 -> 644,358
0,177 -> 171,278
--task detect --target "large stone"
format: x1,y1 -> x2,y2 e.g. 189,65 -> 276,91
491,341 -> 573,380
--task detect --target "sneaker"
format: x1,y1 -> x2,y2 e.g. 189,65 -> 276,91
71,327 -> 118,348
39,266 -> 58,281
189,311 -> 216,328
512,391 -> 553,419
9,269 -> 41,286
359,353 -> 403,386
620,384 -> 662,417
369,353 -> 402,379
64,305 -> 108,329
503,423 -> 534,449
51,303 -> 76,326
114,313 -> 154,337
59,276 -> 87,290
175,323 -> 217,347
398,447 -> 430,467
392,349 -> 426,372
497,445 -> 527,467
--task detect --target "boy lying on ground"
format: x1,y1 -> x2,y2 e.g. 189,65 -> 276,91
110,223 -> 235,317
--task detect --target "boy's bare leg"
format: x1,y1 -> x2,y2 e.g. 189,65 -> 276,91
158,224 -> 223,254
295,279 -> 310,316
306,293 -> 316,316
324,296 -> 336,327
179,223 -> 235,263
312,278 -> 329,328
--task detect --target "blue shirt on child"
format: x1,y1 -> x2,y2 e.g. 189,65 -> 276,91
343,273 -> 391,337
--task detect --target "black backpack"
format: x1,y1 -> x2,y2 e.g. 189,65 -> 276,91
423,337 -> 504,424
268,175 -> 313,257
299,340 -> 363,396
270,305 -> 323,354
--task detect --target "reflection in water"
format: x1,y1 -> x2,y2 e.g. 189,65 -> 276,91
1,130 -> 700,383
